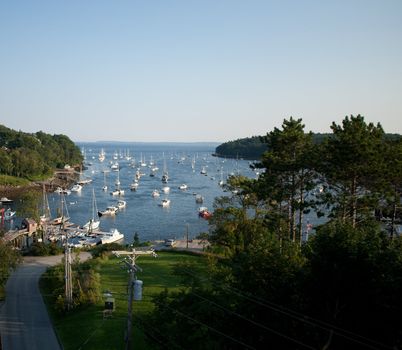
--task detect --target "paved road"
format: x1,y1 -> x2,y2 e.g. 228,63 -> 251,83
0,253 -> 91,350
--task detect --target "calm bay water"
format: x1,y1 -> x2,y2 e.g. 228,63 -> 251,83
46,142 -> 257,244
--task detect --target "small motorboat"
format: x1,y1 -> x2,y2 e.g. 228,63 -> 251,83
195,194 -> 204,203
198,207 -> 212,219
98,228 -> 124,244
116,200 -> 126,210
71,184 -> 82,192
98,206 -> 118,217
159,199 -> 171,207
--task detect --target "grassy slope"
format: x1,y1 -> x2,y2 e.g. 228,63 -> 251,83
41,251 -> 206,350
0,175 -> 31,186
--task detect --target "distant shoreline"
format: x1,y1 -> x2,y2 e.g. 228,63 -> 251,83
212,153 -> 260,161
77,141 -> 222,146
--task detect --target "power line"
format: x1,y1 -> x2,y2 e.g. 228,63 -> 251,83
143,267 -> 316,350
179,266 -> 393,350
77,319 -> 106,350
164,303 -> 257,350
188,289 -> 316,350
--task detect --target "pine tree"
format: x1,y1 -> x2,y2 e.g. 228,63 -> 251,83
318,115 -> 385,227
255,117 -> 316,244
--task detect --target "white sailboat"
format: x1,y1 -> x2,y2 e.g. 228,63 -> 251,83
40,185 -> 51,223
218,167 -> 225,186
111,170 -> 125,196
162,156 -> 169,183
98,148 -> 106,162
140,153 -> 147,167
83,188 -> 100,232
102,171 -> 108,191
191,155 -> 196,171
51,192 -> 70,225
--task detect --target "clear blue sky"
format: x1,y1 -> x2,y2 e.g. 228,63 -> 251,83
0,0 -> 401,142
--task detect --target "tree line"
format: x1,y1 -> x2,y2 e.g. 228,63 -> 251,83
214,129 -> 400,160
0,124 -> 83,180
144,115 -> 402,349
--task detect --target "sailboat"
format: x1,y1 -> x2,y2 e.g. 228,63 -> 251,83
83,188 -> 100,232
40,185 -> 51,224
98,148 -> 106,162
191,155 -> 196,171
102,171 -> 108,191
218,167 -> 225,186
111,169 -> 124,196
51,192 -> 70,225
162,155 -> 169,183
140,153 -> 147,167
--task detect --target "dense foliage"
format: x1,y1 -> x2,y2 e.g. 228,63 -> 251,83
0,124 -> 83,179
146,115 -> 402,349
0,240 -> 21,296
215,131 -> 400,160
214,136 -> 268,159
43,257 -> 101,312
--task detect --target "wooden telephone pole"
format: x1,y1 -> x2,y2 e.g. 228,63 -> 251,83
114,248 -> 157,350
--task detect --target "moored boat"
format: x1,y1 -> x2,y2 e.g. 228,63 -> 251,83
198,207 -> 212,219
159,199 -> 171,207
116,200 -> 126,210
98,206 -> 118,217
98,228 -> 124,244
195,194 -> 204,203
71,184 -> 82,192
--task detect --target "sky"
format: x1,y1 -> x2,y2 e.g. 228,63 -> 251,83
0,0 -> 401,142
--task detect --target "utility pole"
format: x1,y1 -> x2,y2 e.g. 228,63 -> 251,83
186,223 -> 189,249
63,209 -> 73,311
60,192 -> 72,311
114,248 -> 157,350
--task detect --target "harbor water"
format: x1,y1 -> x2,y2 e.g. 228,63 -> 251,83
46,142 -> 257,244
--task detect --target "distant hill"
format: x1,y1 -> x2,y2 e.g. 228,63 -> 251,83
214,133 -> 401,160
0,124 -> 83,180
214,136 -> 267,160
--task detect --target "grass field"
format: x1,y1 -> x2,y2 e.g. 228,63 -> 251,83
41,250 -> 206,350
0,175 -> 31,186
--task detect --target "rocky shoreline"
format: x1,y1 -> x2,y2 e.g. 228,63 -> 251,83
0,170 -> 79,199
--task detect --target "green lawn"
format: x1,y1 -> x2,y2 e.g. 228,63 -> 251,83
0,174 -> 31,186
41,251 -> 206,350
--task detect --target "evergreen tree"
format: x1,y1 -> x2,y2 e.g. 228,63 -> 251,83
255,117 -> 316,243
381,138 -> 402,237
318,115 -> 385,227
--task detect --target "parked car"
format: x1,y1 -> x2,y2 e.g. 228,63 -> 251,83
165,239 -> 176,247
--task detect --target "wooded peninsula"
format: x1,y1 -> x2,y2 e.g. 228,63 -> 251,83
214,130 -> 401,159
0,124 -> 82,183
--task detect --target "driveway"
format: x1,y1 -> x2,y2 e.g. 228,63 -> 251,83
0,253 -> 91,350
